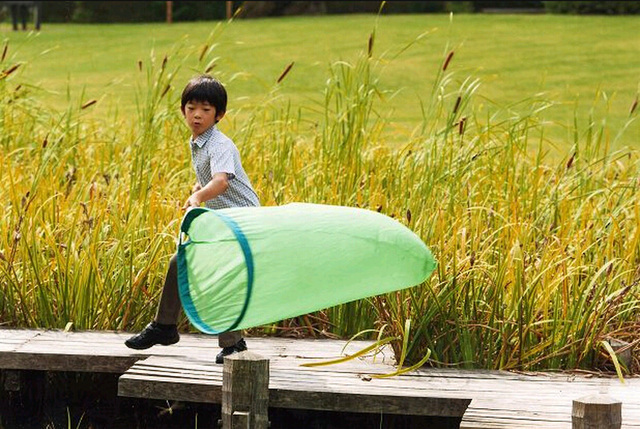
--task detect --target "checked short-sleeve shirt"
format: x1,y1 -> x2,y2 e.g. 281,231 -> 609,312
190,126 -> 260,210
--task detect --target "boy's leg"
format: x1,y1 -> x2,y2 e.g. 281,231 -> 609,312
216,330 -> 247,363
218,331 -> 242,348
125,254 -> 180,349
155,253 -> 182,325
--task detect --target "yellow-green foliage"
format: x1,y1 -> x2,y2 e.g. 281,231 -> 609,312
1,27 -> 638,374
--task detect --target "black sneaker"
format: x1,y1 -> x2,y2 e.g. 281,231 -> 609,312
215,338 -> 247,364
124,321 -> 180,350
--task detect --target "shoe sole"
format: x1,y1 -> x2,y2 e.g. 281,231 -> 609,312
215,347 -> 248,364
124,336 -> 180,350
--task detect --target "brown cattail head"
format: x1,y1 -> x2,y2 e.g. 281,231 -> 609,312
21,191 -> 30,208
160,84 -> 171,99
566,152 -> 576,169
205,63 -> 216,73
452,95 -> 462,115
443,51 -> 454,71
630,95 -> 638,116
161,55 -> 168,71
277,62 -> 295,84
368,32 -> 375,58
137,60 -> 142,72
81,99 -> 97,110
1,63 -> 20,79
199,44 -> 208,62
606,262 -> 614,277
1,42 -> 7,62
406,209 -> 412,223
79,201 -> 88,218
458,117 -> 467,135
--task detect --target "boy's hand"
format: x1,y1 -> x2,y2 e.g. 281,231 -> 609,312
182,194 -> 202,210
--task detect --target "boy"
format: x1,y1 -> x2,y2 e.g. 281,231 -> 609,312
125,75 -> 260,364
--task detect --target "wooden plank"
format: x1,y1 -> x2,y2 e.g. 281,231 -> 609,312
125,357 -> 459,397
0,329 -> 41,352
269,387 -> 471,417
0,328 -> 392,373
119,355 -> 471,417
142,354 -> 394,375
0,353 -> 140,373
118,373 -> 222,403
0,329 -> 142,372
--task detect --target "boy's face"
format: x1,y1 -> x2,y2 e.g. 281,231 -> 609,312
183,100 -> 225,137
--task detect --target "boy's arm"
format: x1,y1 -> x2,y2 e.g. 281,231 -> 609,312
183,173 -> 229,209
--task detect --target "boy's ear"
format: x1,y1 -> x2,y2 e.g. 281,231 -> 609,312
216,111 -> 226,122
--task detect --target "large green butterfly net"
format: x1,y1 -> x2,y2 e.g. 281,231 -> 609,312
177,203 -> 437,334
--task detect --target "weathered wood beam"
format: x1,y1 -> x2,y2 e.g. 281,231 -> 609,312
221,351 -> 269,429
572,394 -> 622,429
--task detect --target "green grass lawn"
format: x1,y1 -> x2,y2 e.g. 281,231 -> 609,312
1,13 -> 639,148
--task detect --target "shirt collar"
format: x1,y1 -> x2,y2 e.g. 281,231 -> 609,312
190,125 -> 216,148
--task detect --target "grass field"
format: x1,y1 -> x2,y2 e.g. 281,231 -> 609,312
1,13 -> 638,148
2,12 -> 640,373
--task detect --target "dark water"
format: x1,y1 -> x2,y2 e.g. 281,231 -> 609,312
0,371 -> 461,429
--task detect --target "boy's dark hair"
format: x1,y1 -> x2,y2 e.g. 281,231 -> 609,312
181,75 -> 227,114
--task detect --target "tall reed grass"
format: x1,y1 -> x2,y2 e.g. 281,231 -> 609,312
1,21 -> 638,374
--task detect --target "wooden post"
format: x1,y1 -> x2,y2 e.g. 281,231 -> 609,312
226,1 -> 233,20
166,1 -> 173,24
222,351 -> 269,429
608,339 -> 632,370
572,394 -> 622,429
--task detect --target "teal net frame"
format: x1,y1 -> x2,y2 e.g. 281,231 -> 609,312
177,207 -> 255,334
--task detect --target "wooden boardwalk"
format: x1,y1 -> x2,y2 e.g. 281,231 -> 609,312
2,328 -> 640,428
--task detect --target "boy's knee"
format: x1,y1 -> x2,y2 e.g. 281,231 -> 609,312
169,253 -> 178,269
